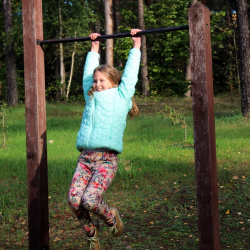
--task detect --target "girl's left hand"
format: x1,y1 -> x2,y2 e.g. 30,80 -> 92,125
130,29 -> 142,49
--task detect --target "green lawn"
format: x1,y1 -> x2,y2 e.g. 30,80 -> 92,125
0,94 -> 249,249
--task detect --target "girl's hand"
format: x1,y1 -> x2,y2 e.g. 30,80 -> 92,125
90,33 -> 101,53
130,29 -> 142,49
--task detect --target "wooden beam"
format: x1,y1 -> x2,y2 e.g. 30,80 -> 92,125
22,0 -> 49,249
188,3 -> 220,249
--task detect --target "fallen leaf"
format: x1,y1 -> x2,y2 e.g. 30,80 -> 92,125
125,166 -> 131,172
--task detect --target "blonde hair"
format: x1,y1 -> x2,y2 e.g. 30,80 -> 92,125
129,96 -> 139,118
88,65 -> 139,118
94,65 -> 121,87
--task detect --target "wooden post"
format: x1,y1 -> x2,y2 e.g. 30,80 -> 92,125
188,3 -> 220,249
22,0 -> 49,249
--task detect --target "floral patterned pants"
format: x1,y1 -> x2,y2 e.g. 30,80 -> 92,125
68,151 -> 118,235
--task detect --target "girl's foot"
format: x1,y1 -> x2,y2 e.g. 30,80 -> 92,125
86,223 -> 100,250
108,207 -> 124,237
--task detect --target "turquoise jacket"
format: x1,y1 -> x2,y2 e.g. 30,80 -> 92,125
76,48 -> 141,153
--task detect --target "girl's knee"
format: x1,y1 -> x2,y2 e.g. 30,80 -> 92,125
82,192 -> 97,211
68,191 -> 81,210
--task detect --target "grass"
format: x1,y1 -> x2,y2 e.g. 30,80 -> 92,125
0,93 -> 249,249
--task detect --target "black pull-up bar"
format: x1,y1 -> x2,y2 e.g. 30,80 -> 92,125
37,25 -> 189,45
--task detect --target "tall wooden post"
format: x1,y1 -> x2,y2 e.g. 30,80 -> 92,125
188,3 -> 220,249
22,0 -> 49,249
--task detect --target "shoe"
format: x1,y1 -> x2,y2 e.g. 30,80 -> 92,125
109,207 -> 124,237
86,223 -> 100,250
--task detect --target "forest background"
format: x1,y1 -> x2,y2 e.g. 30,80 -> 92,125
0,0 -> 249,112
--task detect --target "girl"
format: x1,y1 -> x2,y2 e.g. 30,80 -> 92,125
68,29 -> 141,250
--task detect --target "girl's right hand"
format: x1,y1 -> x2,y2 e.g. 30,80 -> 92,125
90,33 -> 101,53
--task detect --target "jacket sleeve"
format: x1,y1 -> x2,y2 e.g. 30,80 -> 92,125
118,48 -> 141,101
82,52 -> 100,100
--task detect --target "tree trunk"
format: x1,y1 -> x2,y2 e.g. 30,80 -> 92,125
185,58 -> 192,97
54,54 -> 61,100
0,62 -> 2,98
185,0 -> 198,97
114,0 -> 123,67
114,0 -> 121,33
235,0 -> 250,116
233,35 -> 241,94
226,0 -> 233,93
66,39 -> 77,101
138,0 -> 149,97
3,0 -> 18,106
66,50 -> 75,100
59,6 -> 66,99
105,0 -> 114,66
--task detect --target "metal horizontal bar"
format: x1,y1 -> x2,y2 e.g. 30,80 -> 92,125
37,25 -> 189,45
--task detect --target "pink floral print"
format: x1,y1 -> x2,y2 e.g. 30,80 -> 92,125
68,151 -> 118,235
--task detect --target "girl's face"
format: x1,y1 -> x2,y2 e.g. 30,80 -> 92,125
93,71 -> 116,92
